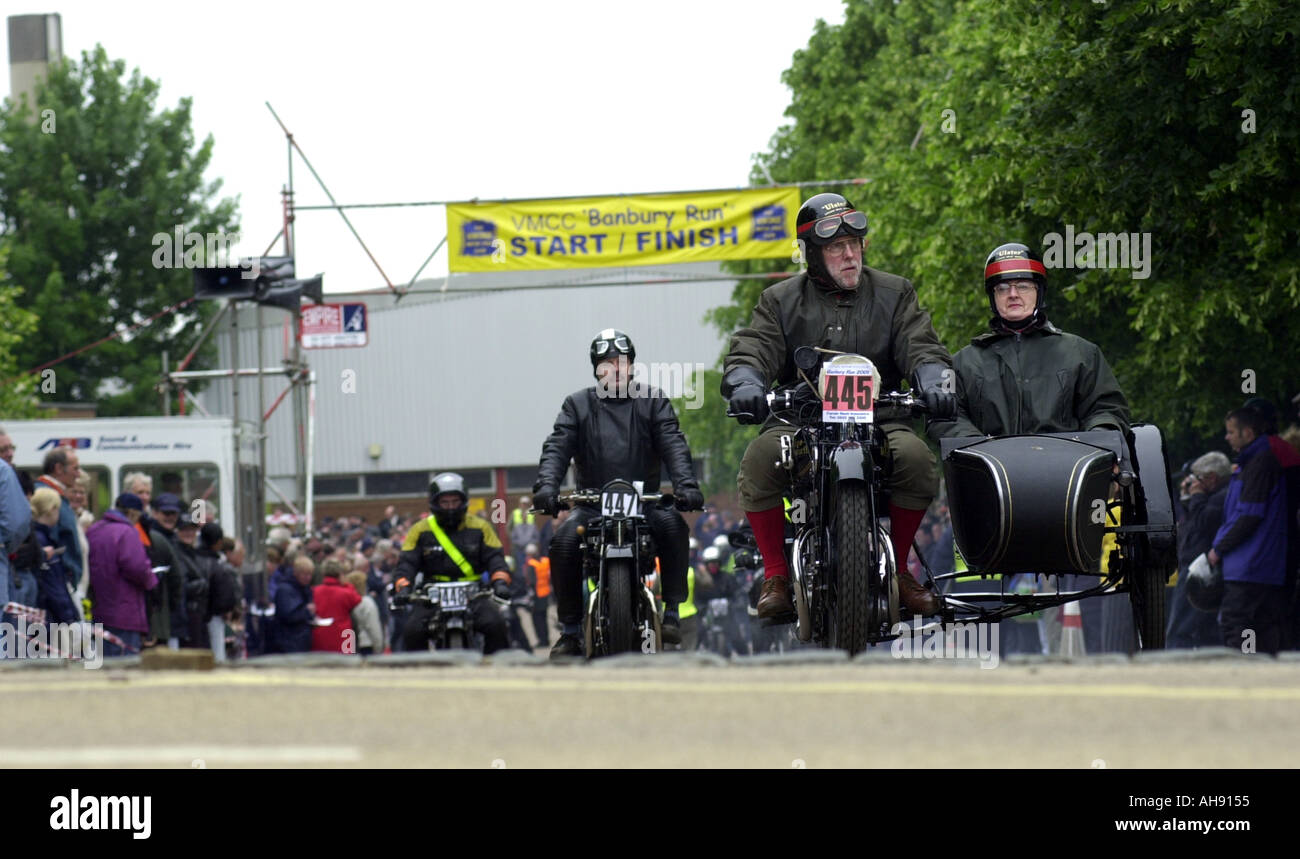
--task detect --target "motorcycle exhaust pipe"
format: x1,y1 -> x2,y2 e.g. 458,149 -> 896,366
790,532 -> 813,642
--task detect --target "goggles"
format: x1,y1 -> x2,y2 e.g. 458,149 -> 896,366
592,335 -> 632,357
798,209 -> 868,240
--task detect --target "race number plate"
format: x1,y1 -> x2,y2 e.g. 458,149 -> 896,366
434,583 -> 473,608
601,489 -> 641,518
821,365 -> 874,424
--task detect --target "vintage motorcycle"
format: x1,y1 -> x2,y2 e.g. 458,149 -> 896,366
730,346 -> 1177,653
729,347 -> 922,655
539,480 -> 667,657
391,580 -> 492,651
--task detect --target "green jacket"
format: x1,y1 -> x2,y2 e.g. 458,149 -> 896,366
722,269 -> 951,417
936,321 -> 1131,439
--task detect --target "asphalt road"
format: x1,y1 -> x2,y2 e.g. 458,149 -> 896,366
3,652 -> 1298,768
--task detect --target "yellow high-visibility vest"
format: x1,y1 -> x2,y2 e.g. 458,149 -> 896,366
679,568 -> 697,619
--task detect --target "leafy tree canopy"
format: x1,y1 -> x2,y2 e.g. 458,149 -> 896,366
0,45 -> 238,415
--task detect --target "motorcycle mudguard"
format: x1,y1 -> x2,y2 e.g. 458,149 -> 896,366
604,546 -> 634,559
1129,422 -> 1176,558
830,441 -> 866,483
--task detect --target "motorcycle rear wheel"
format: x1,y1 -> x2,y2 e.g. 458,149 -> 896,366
833,482 -> 875,655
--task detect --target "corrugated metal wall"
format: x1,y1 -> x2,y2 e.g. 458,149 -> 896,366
202,263 -> 738,486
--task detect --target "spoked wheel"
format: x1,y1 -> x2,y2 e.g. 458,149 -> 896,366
603,559 -> 640,655
831,482 -> 877,655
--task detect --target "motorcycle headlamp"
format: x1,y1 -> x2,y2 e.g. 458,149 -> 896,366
817,354 -> 879,404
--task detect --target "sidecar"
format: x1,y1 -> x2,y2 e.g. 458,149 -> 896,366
937,425 -> 1177,649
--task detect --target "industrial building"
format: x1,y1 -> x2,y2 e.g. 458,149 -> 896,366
203,262 -> 738,521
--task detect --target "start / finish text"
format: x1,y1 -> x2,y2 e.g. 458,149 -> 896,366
507,227 -> 739,259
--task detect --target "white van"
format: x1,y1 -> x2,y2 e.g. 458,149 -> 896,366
5,416 -> 264,556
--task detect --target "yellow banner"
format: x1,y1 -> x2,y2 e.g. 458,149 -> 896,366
446,187 -> 799,273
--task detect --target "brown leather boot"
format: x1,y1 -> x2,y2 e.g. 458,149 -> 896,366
898,569 -> 940,616
756,575 -> 795,619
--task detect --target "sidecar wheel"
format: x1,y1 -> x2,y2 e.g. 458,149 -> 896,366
1128,535 -> 1169,650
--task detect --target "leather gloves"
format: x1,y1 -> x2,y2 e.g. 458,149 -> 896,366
913,363 -> 957,420
674,487 -> 705,512
723,367 -> 770,425
533,487 -> 561,516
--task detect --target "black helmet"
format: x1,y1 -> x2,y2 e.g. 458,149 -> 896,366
796,193 -> 868,289
1186,568 -> 1224,613
796,193 -> 869,246
429,471 -> 468,530
983,242 -> 1048,328
589,328 -> 635,377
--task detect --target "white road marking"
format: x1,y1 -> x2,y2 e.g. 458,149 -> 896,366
1,670 -> 1299,702
0,745 -> 362,765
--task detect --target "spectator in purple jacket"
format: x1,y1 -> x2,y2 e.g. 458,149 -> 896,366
86,494 -> 158,657
1209,408 -> 1289,655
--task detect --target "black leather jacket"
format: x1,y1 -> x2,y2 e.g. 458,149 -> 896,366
534,386 -> 700,495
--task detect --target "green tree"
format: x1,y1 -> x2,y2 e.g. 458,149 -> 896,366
0,45 -> 238,415
674,368 -> 759,496
0,243 -> 41,417
702,0 -> 1300,467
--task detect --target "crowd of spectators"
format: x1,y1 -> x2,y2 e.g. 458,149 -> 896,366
3,394 -> 1296,662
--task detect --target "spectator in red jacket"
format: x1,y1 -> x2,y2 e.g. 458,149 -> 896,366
311,558 -> 361,653
86,494 -> 158,657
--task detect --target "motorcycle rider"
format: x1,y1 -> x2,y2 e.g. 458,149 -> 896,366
723,193 -> 957,622
696,545 -> 746,654
394,472 -> 512,653
934,242 -> 1130,439
534,329 -> 705,659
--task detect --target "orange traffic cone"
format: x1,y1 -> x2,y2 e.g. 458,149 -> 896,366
1060,600 -> 1086,657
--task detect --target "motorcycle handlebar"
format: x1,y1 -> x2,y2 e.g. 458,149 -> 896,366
531,491 -> 671,515
726,388 -> 928,419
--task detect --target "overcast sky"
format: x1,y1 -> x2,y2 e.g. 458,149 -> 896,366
5,0 -> 847,294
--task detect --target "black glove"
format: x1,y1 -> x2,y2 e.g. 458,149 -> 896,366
723,367 -> 770,425
491,579 -> 511,600
675,487 -> 705,512
913,362 -> 957,420
533,486 -> 560,516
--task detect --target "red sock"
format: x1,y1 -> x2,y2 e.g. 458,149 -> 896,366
888,504 -> 926,578
746,506 -> 789,580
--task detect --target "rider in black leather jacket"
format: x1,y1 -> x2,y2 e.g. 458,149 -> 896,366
533,329 -> 705,658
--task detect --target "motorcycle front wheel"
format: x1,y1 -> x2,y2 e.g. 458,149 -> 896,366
604,558 -> 640,654
832,482 -> 876,655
